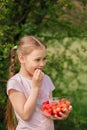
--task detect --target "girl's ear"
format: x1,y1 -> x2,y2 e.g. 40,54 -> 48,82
18,54 -> 25,63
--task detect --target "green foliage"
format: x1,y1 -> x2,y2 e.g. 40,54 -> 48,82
0,43 -> 13,80
0,0 -> 87,44
43,38 -> 87,130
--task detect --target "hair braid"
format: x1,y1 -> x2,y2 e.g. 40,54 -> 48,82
9,48 -> 16,78
6,48 -> 18,130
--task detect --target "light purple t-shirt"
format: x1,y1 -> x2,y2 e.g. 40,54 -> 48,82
7,73 -> 55,130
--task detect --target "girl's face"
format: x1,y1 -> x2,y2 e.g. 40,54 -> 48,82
20,47 -> 46,77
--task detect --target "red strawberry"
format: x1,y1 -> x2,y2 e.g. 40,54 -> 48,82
43,100 -> 49,105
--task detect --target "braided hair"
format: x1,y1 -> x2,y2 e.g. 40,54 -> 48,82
6,47 -> 18,130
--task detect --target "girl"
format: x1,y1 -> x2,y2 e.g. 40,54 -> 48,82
6,35 -> 72,130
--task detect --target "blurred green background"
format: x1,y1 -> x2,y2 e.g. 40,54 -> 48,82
0,0 -> 87,130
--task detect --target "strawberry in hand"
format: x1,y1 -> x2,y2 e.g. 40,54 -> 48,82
41,97 -> 71,118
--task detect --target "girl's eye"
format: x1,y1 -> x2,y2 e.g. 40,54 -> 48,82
35,59 -> 40,61
35,57 -> 46,62
44,57 -> 46,61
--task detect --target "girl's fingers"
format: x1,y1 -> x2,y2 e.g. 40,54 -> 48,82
50,116 -> 64,120
33,69 -> 44,80
37,69 -> 44,78
33,69 -> 40,78
51,106 -> 73,120
59,112 -> 68,119
69,105 -> 73,112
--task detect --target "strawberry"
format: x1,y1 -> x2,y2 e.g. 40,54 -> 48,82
42,100 -> 49,105
41,97 -> 71,117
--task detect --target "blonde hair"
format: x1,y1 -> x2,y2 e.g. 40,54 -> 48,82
17,36 -> 46,55
6,35 -> 46,130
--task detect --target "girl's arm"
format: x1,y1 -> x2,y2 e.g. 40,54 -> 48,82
9,86 -> 39,121
9,69 -> 44,121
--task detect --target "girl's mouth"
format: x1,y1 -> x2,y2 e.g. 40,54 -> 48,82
35,68 -> 42,70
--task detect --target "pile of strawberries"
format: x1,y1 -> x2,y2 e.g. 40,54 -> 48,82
41,98 -> 71,117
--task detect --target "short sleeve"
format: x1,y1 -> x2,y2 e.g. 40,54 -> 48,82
7,79 -> 23,95
45,75 -> 55,92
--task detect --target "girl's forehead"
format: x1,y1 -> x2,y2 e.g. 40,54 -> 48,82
29,48 -> 46,57
32,47 -> 46,53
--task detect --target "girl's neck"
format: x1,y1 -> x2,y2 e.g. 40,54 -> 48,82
19,68 -> 33,80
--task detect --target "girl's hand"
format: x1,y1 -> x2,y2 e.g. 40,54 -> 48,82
50,105 -> 72,120
32,69 -> 44,89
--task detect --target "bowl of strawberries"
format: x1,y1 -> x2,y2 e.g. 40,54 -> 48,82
41,97 -> 71,117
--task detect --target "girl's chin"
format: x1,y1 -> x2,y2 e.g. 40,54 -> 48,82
27,72 -> 33,77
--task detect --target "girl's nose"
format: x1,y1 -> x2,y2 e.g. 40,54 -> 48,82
40,61 -> 46,67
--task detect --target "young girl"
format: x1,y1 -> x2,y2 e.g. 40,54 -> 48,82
6,35 -> 72,130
